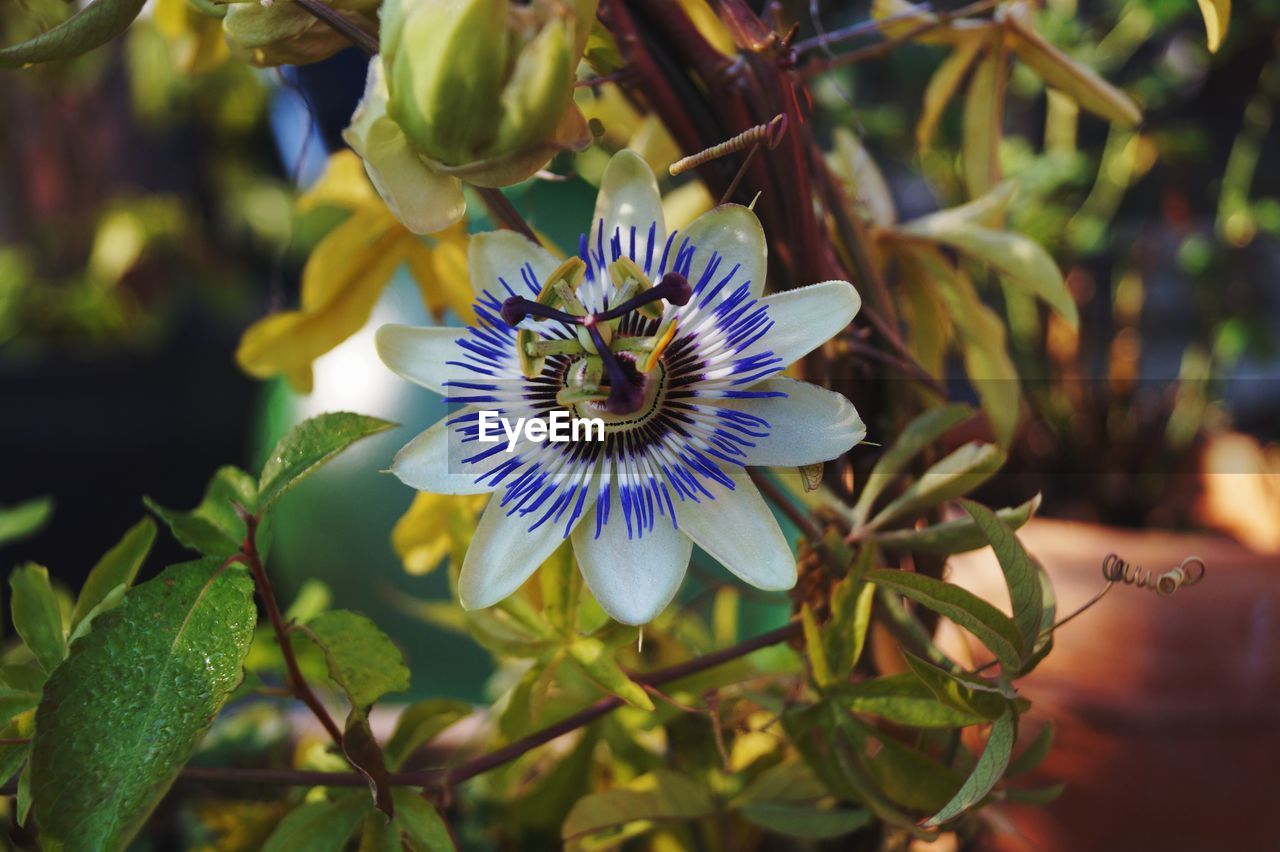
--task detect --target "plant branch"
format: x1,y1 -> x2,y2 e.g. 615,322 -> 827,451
475,187 -> 539,244
294,0 -> 379,58
231,513 -> 345,747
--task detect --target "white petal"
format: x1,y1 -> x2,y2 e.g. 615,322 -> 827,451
593,149 -> 666,271
716,377 -> 866,467
459,477 -> 597,610
679,204 -> 767,301
677,478 -> 797,591
390,409 -> 500,495
468,230 -> 562,300
572,484 -> 693,625
343,59 -> 464,235
753,280 -> 861,369
376,324 -> 473,395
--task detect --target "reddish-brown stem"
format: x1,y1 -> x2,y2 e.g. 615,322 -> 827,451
233,514 -> 345,747
476,187 -> 539,244
294,0 -> 379,58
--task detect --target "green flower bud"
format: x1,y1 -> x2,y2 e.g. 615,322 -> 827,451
380,0 -> 597,187
223,0 -> 380,67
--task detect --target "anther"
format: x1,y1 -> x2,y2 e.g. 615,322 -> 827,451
594,272 -> 693,322
500,296 -> 582,327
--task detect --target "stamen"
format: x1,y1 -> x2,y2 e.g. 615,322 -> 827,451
641,318 -> 679,374
500,296 -> 581,327
594,272 -> 693,322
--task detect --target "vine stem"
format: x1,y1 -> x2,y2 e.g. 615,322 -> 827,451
476,187 -> 540,244
152,618 -> 803,791
229,513 -> 345,747
294,0 -> 379,58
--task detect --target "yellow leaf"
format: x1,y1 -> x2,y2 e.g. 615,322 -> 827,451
1007,14 -> 1141,126
391,493 -> 486,575
962,37 -> 1007,199
828,128 -> 896,226
235,209 -> 403,392
566,636 -> 655,710
872,0 -> 993,45
297,150 -> 380,215
405,222 -> 475,323
898,195 -> 1078,328
1196,0 -> 1230,53
918,34 -> 987,150
153,0 -> 229,74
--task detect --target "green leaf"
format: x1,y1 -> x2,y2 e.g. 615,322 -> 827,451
963,39 -> 1005,199
261,793 -> 371,852
734,759 -> 828,806
384,699 -> 471,771
343,709 -> 394,818
902,652 -> 1011,720
305,610 -> 410,709
0,712 -> 34,790
824,576 -> 876,680
71,518 -> 156,631
258,412 -> 395,510
0,496 -> 53,547
863,724 -> 965,812
925,709 -> 1016,826
801,605 -> 834,688
1021,563 -> 1058,675
869,442 -> 1006,529
1006,721 -> 1054,777
66,584 -> 128,645
738,802 -> 872,840
866,569 -> 1023,669
539,541 -> 581,634
0,685 -> 41,727
10,564 -> 66,673
958,500 -> 1044,656
145,466 -> 257,558
852,403 -> 973,523
875,494 -> 1040,554
566,636 -> 654,711
1003,782 -> 1066,805
32,558 -> 257,852
0,0 -> 146,68
562,770 -> 715,844
389,789 -> 455,850
836,673 -> 986,728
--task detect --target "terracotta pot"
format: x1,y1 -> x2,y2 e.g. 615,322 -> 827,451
941,519 -> 1280,851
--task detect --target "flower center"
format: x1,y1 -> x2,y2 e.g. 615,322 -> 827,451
500,259 -> 691,416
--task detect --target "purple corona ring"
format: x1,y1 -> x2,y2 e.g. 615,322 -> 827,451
376,150 -> 865,624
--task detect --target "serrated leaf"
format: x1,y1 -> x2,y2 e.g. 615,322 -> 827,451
959,500 -> 1044,655
0,0 -> 146,68
0,496 -> 53,547
71,518 -> 155,631
258,412 -> 395,510
918,35 -> 986,149
562,770 -> 715,844
902,652 -> 1011,720
925,709 -> 1016,825
1007,14 -> 1141,125
1006,721 -> 1054,777
10,564 -> 65,673
900,210 -> 1077,329
836,673 -> 986,728
32,558 -> 257,852
1196,0 -> 1230,52
963,38 -> 1006,198
305,610 -> 410,709
875,494 -> 1040,554
737,801 -> 872,839
869,442 -> 1006,529
262,793 -> 371,852
566,636 -> 654,711
145,466 -> 257,558
384,699 -> 470,771
867,569 -> 1023,669
852,404 -> 973,523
